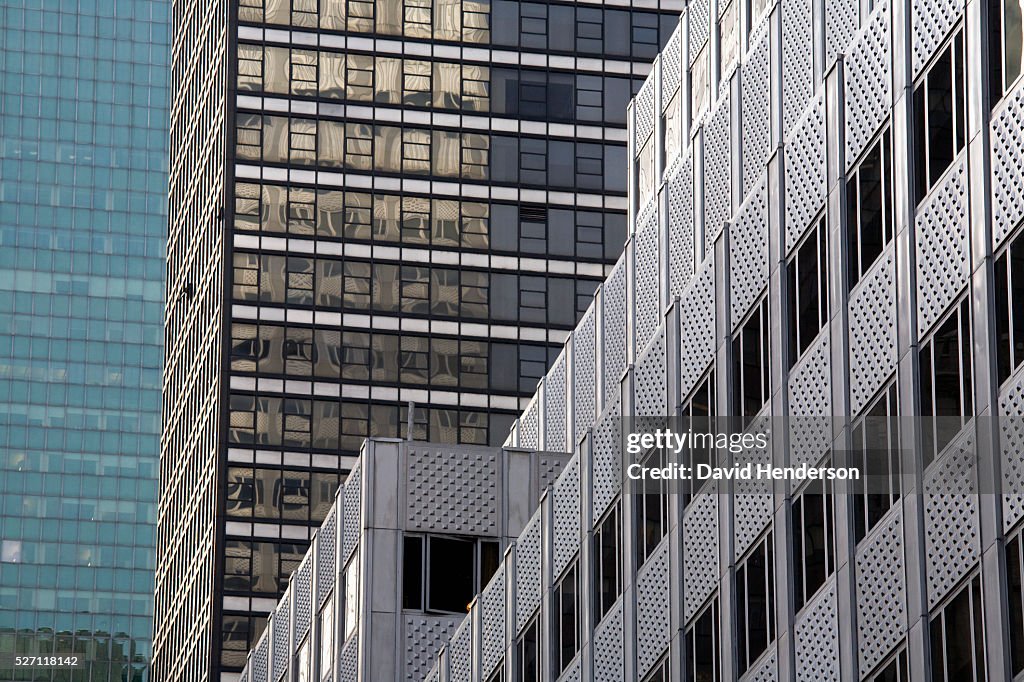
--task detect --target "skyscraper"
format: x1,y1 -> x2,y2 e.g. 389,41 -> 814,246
155,1 -> 682,681
0,0 -> 168,680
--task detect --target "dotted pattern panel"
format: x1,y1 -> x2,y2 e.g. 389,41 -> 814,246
339,635 -> 358,682
539,454 -> 567,490
635,327 -> 668,418
705,91 -> 733,242
545,353 -> 569,452
856,508 -> 906,673
1000,369 -> 1024,531
516,515 -> 543,633
667,155 -> 695,299
683,491 -> 720,622
636,541 -> 671,678
782,0 -> 815,135
448,620 -> 472,682
592,397 -> 623,522
406,445 -> 499,535
912,0 -> 965,78
729,177 -> 770,330
915,156 -> 970,333
520,397 -> 540,450
784,95 -> 827,253
634,207 -> 662,353
794,579 -> 839,682
480,570 -> 506,675
423,665 -> 440,682
689,0 -> 711,64
603,258 -> 629,406
845,4 -> 891,169
239,666 -> 248,682
574,308 -> 598,441
992,78 -> 1024,250
788,332 -> 833,470
294,555 -> 313,642
742,32 -> 772,197
317,508 -> 337,606
593,600 -> 624,682
743,648 -> 778,682
404,616 -> 461,682
734,417 -> 774,559
557,657 -> 582,682
343,463 -> 361,562
825,0 -> 860,72
552,457 -> 581,578
662,26 -> 683,104
254,635 -> 268,682
636,77 -> 657,147
848,248 -> 897,415
924,428 -> 980,609
679,257 -> 717,399
272,600 -> 289,682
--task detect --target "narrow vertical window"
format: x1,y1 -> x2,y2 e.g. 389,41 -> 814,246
517,618 -> 539,682
593,503 -> 622,622
732,297 -> 770,421
989,0 -> 1024,106
635,447 -> 669,565
684,598 -> 720,682
851,382 -> 902,543
553,563 -> 579,674
995,229 -> 1024,385
792,477 -> 836,611
736,533 -> 775,675
918,298 -> 973,467
846,127 -> 894,290
929,575 -> 986,681
1008,531 -> 1024,675
787,217 -> 829,367
913,27 -> 967,204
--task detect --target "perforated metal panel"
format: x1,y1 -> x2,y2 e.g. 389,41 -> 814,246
848,248 -> 897,415
519,397 -> 540,450
743,647 -> 778,682
515,515 -> 542,633
662,26 -> 683,104
545,353 -> 569,452
339,635 -> 358,682
924,427 -> 980,609
911,0 -> 964,78
636,77 -> 657,147
591,399 -> 623,521
782,0 -> 815,135
538,454 -> 566,491
423,664 -> 440,682
679,257 -> 716,399
742,32 -> 772,197
992,79 -> 1024,250
635,541 -> 670,678
552,457 -> 581,577
704,92 -> 732,242
272,600 -> 289,682
343,463 -> 361,561
294,555 -> 313,642
794,579 -> 839,682
635,327 -> 667,418
845,3 -> 891,169
825,0 -> 859,72
573,308 -> 597,441
683,491 -> 719,622
406,444 -> 499,535
788,332 -> 832,469
404,616 -> 461,682
689,0 -> 710,64
557,657 -> 582,682
729,177 -> 769,330
856,509 -> 906,674
915,155 -> 969,333
603,258 -> 629,406
784,95 -> 827,253
634,207 -> 662,352
667,155 -> 695,298
448,620 -> 472,682
734,417 -> 774,559
593,600 -> 624,682
1000,369 -> 1024,531
480,570 -> 506,675
317,508 -> 337,606
254,634 -> 268,682
239,664 -> 249,682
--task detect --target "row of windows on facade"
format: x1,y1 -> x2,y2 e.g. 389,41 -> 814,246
238,0 -> 675,60
237,44 -> 644,127
227,393 -> 515,450
233,181 -> 628,261
234,114 -> 628,194
224,467 -> 341,525
231,252 -> 599,327
230,322 -> 560,394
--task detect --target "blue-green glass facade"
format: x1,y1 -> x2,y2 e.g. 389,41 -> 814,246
0,0 -> 168,679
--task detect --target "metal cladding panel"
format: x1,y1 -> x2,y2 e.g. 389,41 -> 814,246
636,76 -> 658,146
603,257 -> 629,406
515,514 -> 543,633
784,95 -> 827,254
545,353 -> 568,452
915,155 -> 970,333
406,444 -> 499,535
924,428 -> 980,609
733,417 -> 773,559
272,599 -> 290,682
635,541 -> 671,678
848,247 -> 898,415
634,206 -> 662,352
787,332 -> 832,469
683,490 -> 719,622
704,91 -> 733,243
479,570 -> 506,676
539,453 -> 567,490
557,657 -> 582,682
825,0 -> 859,72
448,620 -> 473,682
294,554 -> 313,642
794,579 -> 840,682
992,78 -> 1024,250
689,0 -> 710,64
744,647 -> 778,682
661,26 -> 683,103
573,307 -> 598,440
519,396 -> 540,450
317,507 -> 337,606
343,464 -> 361,562
592,600 -> 625,682
592,398 -> 623,522
634,326 -> 668,418
1001,369 -> 1024,532
405,616 -> 461,682
339,635 -> 358,682
666,155 -> 695,299
254,634 -> 268,682
856,509 -> 907,673
552,457 -> 581,578
782,0 -> 815,135
679,257 -> 716,399
845,3 -> 892,169
742,31 -> 772,197
729,177 -> 770,330
911,0 -> 965,78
